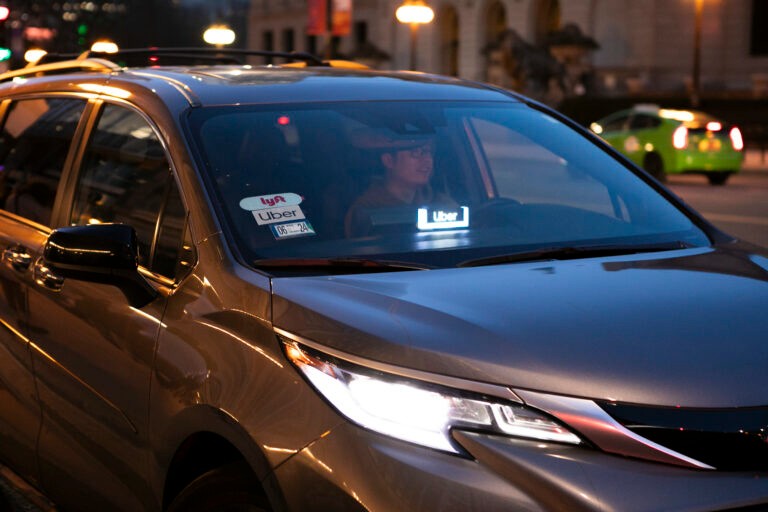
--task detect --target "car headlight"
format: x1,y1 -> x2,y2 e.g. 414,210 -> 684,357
283,340 -> 582,454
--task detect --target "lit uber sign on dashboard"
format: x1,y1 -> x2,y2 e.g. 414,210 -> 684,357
417,206 -> 469,231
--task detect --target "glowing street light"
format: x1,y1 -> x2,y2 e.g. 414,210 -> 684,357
24,48 -> 47,64
203,24 -> 236,47
91,40 -> 119,54
396,1 -> 435,24
396,0 -> 434,70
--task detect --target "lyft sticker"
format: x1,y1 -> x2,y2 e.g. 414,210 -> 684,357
253,205 -> 306,225
240,193 -> 302,211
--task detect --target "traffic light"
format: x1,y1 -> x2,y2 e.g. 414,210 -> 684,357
0,5 -> 9,67
77,22 -> 88,47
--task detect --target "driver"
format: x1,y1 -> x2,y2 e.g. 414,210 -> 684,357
345,129 -> 455,237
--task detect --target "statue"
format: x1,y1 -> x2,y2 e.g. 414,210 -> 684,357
483,24 -> 599,104
545,23 -> 599,97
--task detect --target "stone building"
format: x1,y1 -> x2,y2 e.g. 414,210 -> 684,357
247,0 -> 768,99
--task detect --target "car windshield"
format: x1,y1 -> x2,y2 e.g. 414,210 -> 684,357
187,101 -> 709,269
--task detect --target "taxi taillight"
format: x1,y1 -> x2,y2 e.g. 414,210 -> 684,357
729,127 -> 744,151
672,126 -> 688,149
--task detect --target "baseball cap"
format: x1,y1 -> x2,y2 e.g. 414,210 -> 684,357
350,127 -> 435,150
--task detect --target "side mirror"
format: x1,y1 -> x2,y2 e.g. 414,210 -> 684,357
43,223 -> 158,307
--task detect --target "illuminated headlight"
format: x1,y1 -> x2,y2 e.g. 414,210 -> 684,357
283,341 -> 582,454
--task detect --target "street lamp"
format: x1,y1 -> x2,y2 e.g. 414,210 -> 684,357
396,0 -> 434,70
690,0 -> 703,107
203,24 -> 236,48
91,40 -> 119,54
24,48 -> 47,65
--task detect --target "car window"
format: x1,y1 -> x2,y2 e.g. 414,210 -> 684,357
629,114 -> 661,130
0,97 -> 86,226
600,114 -> 629,132
153,183 -> 191,278
188,101 -> 709,268
470,117 -> 622,218
70,103 -> 187,279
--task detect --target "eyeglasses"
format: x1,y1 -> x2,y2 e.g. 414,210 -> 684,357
401,145 -> 434,158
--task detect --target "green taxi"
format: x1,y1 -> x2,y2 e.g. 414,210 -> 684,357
591,105 -> 744,185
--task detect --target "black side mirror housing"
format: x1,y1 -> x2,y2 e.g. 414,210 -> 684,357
44,223 -> 158,307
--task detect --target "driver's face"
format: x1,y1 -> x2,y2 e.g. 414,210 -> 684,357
384,142 -> 435,188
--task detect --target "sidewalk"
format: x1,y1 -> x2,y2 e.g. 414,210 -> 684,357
743,148 -> 768,172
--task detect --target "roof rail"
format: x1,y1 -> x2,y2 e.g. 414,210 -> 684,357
35,47 -> 327,68
0,48 -> 351,84
282,59 -> 370,70
0,57 -> 121,83
129,48 -> 325,66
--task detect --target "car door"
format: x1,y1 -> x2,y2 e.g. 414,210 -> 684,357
27,101 -> 189,511
0,96 -> 87,483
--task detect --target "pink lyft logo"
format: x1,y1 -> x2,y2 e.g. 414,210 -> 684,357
239,193 -> 303,211
262,195 -> 286,207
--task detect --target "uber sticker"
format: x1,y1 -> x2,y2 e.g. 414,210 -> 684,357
253,205 -> 305,225
270,220 -> 315,239
239,193 -> 303,211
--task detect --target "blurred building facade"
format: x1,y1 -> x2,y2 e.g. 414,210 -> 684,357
247,0 -> 768,101
0,0 -> 245,69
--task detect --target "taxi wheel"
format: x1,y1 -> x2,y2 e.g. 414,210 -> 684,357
167,462 -> 271,512
642,153 -> 666,182
706,172 -> 731,186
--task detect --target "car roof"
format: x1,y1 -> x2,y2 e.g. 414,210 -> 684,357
598,104 -> 722,125
124,66 -> 520,106
0,50 -> 520,109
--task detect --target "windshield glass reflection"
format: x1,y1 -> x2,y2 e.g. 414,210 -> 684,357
188,101 -> 709,269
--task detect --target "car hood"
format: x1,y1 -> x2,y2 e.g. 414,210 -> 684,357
271,246 -> 768,408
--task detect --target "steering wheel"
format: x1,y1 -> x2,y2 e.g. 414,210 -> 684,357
470,198 -> 523,227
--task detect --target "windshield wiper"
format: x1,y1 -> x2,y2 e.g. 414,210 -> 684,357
253,257 -> 433,273
457,241 -> 693,268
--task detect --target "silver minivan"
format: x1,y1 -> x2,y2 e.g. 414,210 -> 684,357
0,49 -> 766,511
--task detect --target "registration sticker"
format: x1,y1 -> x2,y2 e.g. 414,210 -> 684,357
270,220 -> 316,239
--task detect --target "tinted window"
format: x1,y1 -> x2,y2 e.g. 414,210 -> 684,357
601,114 -> 629,132
629,114 -> 661,130
0,98 -> 86,225
153,183 -> 189,278
70,104 -> 186,278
